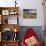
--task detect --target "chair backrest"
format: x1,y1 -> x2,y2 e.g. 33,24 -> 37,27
21,28 -> 36,46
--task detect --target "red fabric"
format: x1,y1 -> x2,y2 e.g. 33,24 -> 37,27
21,28 -> 41,46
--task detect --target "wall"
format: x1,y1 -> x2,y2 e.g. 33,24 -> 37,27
18,0 -> 44,26
0,0 -> 44,26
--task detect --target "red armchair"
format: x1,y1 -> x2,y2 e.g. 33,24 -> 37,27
21,28 -> 41,46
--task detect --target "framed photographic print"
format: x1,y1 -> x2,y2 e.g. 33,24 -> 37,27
2,10 -> 9,15
23,9 -> 37,19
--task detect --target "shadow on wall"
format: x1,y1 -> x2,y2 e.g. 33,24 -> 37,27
18,26 -> 44,44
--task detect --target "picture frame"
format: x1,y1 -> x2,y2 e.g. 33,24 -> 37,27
23,9 -> 37,19
2,10 -> 9,15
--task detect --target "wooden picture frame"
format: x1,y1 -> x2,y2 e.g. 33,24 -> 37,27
23,9 -> 37,19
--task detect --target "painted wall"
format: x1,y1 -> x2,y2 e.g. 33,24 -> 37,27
18,0 -> 44,26
0,0 -> 44,26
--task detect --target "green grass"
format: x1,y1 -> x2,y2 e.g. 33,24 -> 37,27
23,13 -> 37,18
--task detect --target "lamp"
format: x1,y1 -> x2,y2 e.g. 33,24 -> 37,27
15,0 -> 17,7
